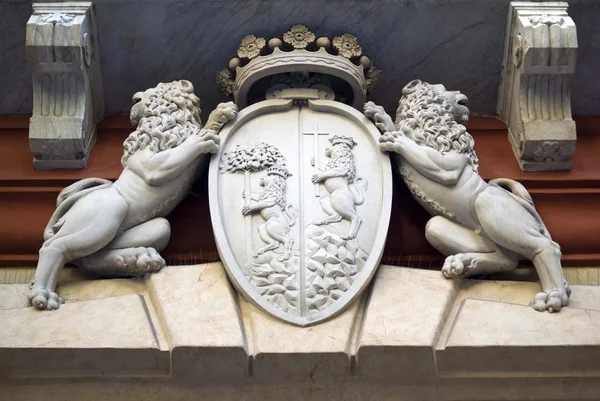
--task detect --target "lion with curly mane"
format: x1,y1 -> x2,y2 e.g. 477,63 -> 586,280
29,80 -> 237,310
365,79 -> 569,313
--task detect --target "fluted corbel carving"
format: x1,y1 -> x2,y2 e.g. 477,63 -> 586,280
498,1 -> 577,171
26,2 -> 104,170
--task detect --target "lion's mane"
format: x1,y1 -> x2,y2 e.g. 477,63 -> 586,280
121,80 -> 202,167
259,175 -> 288,209
326,144 -> 356,182
395,82 -> 479,172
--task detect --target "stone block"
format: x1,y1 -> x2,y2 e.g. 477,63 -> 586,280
0,294 -> 168,377
438,298 -> 600,375
356,266 -> 457,381
145,264 -> 248,382
240,294 -> 361,384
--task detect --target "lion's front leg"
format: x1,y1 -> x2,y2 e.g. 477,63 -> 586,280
312,167 -> 347,184
364,101 -> 396,133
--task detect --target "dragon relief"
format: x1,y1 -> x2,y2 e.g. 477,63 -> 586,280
364,79 -> 570,313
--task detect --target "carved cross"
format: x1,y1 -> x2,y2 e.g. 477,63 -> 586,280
303,124 -> 329,197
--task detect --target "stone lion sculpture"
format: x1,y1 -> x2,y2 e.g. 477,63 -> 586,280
312,135 -> 367,240
364,79 -> 570,313
242,165 -> 298,262
29,80 -> 237,311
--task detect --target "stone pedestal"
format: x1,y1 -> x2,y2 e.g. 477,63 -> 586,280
498,1 -> 578,171
2,263 -> 600,400
26,2 -> 104,170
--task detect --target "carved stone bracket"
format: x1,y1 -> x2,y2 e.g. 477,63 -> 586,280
498,1 -> 577,171
26,2 -> 104,170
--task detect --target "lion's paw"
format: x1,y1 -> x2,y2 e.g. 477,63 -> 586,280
313,218 -> 328,226
29,288 -> 64,311
276,255 -> 290,262
135,248 -> 166,273
364,101 -> 395,133
530,290 -> 569,313
364,101 -> 385,118
205,102 -> 238,131
441,254 -> 477,279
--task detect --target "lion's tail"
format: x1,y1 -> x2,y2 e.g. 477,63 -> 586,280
44,178 -> 113,241
350,177 -> 368,205
488,178 -> 552,240
283,204 -> 299,227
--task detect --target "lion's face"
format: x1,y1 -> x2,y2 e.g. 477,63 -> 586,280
121,80 -> 202,167
259,174 -> 287,208
430,84 -> 470,126
259,175 -> 276,187
396,79 -> 479,172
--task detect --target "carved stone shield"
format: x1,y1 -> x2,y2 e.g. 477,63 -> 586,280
209,98 -> 392,326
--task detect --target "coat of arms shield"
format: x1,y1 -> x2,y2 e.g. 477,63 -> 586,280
209,97 -> 392,326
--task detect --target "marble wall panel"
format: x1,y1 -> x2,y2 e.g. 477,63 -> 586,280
0,0 -> 599,118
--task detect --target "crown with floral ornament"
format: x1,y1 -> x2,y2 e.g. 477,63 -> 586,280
216,25 -> 381,110
267,165 -> 292,179
329,135 -> 357,148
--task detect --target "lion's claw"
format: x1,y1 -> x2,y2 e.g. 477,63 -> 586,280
531,289 -> 569,313
29,288 -> 65,311
442,254 -> 478,279
364,101 -> 395,133
205,102 -> 238,130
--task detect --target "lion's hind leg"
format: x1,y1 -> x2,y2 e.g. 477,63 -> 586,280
425,216 -> 518,279
331,189 -> 362,240
313,196 -> 343,226
75,218 -> 170,277
253,223 -> 279,258
30,189 -> 128,310
474,186 -> 569,312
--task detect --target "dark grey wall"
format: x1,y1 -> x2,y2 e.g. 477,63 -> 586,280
1,0 -> 599,119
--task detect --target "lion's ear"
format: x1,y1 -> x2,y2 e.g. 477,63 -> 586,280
402,79 -> 422,95
179,80 -> 194,93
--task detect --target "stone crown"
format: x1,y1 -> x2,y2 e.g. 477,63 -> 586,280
216,25 -> 381,109
329,135 -> 357,148
267,165 -> 292,179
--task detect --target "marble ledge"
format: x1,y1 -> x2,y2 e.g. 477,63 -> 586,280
1,262 -> 600,387
2,263 -> 600,399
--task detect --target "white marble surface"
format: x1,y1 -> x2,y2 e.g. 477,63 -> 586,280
2,263 -> 600,400
1,0 -> 600,118
210,98 -> 392,326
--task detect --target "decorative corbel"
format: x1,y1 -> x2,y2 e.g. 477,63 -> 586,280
26,2 -> 104,170
498,1 -> 577,171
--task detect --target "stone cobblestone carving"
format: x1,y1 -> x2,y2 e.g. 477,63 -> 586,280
498,1 -> 577,171
304,224 -> 368,313
26,2 -> 104,169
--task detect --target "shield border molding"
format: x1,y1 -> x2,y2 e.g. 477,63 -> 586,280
209,98 -> 392,326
